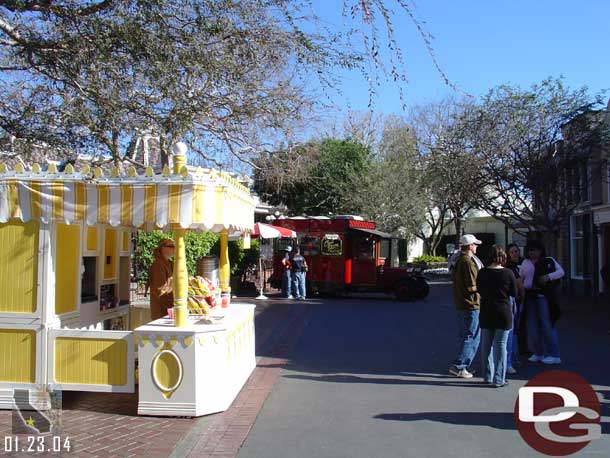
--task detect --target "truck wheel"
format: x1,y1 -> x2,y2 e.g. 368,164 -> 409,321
394,280 -> 411,301
412,277 -> 430,299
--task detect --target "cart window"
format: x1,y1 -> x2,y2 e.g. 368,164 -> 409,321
299,236 -> 320,256
380,239 -> 390,259
274,237 -> 294,253
354,237 -> 374,260
321,234 -> 342,256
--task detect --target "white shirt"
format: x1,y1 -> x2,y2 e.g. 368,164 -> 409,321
520,257 -> 565,290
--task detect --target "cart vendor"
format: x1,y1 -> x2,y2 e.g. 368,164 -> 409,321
150,238 -> 175,320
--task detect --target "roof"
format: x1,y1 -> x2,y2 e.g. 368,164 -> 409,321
0,162 -> 254,232
349,227 -> 395,239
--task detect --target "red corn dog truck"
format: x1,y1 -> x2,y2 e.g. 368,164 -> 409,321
269,216 -> 429,300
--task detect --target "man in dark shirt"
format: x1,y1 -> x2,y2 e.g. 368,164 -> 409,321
449,234 -> 482,379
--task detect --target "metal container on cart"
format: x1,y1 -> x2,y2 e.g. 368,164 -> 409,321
197,256 -> 219,288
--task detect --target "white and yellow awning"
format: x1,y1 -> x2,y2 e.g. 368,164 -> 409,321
0,163 -> 254,233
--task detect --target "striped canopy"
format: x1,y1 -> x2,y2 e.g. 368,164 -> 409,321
0,164 -> 254,232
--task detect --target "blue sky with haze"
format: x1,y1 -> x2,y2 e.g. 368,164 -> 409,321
312,0 -> 609,114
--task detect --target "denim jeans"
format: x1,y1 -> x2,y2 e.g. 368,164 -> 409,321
506,297 -> 518,368
292,271 -> 306,298
453,309 -> 480,370
527,294 -> 560,358
282,270 -> 292,297
481,328 -> 510,385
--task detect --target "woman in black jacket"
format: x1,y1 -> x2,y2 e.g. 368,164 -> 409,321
476,245 -> 517,388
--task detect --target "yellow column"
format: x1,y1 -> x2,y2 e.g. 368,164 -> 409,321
173,143 -> 189,327
173,230 -> 188,327
219,229 -> 230,291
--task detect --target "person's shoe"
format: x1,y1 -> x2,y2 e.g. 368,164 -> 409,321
287,295 -> 294,299
449,366 -> 473,378
542,356 -> 562,365
494,381 -> 509,388
528,354 -> 543,362
507,366 -> 517,375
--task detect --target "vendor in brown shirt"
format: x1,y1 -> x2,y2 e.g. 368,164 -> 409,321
150,238 -> 175,320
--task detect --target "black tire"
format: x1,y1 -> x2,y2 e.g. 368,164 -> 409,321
412,277 -> 430,299
394,280 -> 411,301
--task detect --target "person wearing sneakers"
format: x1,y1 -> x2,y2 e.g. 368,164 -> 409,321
476,245 -> 517,388
449,234 -> 483,379
520,240 -> 564,365
281,245 -> 294,299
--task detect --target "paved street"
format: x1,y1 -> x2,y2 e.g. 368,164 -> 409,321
238,282 -> 610,458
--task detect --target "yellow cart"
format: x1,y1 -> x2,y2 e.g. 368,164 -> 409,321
0,144 -> 255,416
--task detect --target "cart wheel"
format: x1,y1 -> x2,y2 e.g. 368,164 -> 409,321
411,277 -> 430,299
394,280 -> 411,301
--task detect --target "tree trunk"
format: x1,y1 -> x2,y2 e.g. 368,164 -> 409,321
454,218 -> 463,248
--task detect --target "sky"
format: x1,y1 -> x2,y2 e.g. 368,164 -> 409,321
311,0 -> 610,115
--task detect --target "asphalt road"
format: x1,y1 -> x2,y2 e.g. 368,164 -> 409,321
238,281 -> 610,458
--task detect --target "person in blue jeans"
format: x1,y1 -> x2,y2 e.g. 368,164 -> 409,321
449,234 -> 482,379
290,247 -> 308,299
520,240 -> 564,364
476,245 -> 517,387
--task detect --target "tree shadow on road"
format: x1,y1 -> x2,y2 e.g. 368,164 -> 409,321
374,412 -> 516,430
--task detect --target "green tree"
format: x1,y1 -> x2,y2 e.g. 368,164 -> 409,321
254,138 -> 371,215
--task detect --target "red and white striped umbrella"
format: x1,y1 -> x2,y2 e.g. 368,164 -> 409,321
252,222 -> 296,239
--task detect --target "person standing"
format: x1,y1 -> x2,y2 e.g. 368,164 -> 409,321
520,239 -> 565,364
505,243 -> 526,373
291,246 -> 308,300
477,245 -> 517,387
281,245 -> 293,299
449,234 -> 483,378
149,238 -> 175,320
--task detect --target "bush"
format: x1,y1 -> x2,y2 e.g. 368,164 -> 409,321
132,231 -> 261,286
133,230 -> 218,285
412,254 -> 447,263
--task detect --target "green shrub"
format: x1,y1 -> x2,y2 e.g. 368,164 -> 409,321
412,254 -> 447,263
132,231 -> 261,285
132,230 -> 218,284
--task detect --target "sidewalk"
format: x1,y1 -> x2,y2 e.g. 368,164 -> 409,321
0,296 -> 310,458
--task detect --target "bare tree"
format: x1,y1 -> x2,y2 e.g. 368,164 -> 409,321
409,98 -> 483,248
468,78 -> 609,252
0,0 -> 453,169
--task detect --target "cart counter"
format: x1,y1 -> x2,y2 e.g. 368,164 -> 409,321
135,303 -> 256,417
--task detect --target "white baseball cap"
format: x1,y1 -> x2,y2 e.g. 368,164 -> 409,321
460,234 -> 482,246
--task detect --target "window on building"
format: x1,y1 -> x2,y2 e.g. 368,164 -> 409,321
571,214 -> 590,278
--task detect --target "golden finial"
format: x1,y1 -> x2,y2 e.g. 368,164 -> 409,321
48,163 -> 58,173
111,166 -> 120,178
64,164 -> 74,174
144,166 -> 154,177
15,163 -> 25,173
93,167 -> 104,178
0,163 -> 8,174
80,164 -> 91,175
127,166 -> 137,177
32,163 -> 41,174
162,165 -> 170,177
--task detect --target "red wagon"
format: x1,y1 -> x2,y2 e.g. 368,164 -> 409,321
269,216 -> 429,300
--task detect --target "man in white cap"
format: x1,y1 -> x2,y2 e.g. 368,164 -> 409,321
281,245 -> 294,298
449,234 -> 483,378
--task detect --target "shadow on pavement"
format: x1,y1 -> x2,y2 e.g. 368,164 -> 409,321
374,412 -> 515,430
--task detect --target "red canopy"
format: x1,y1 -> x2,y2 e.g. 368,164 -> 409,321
252,222 -> 296,239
